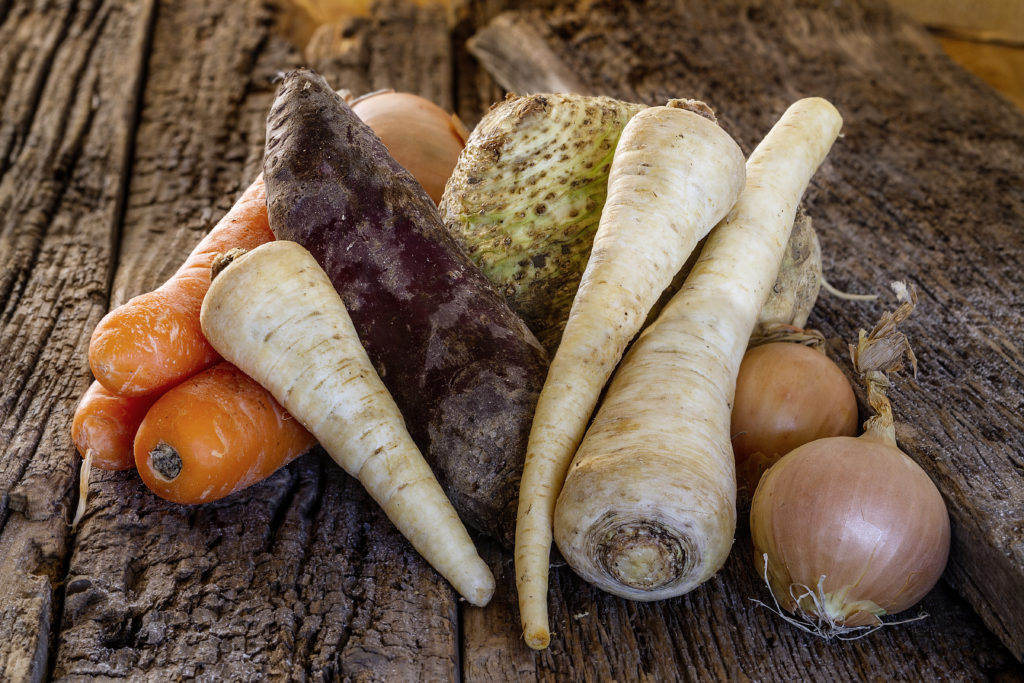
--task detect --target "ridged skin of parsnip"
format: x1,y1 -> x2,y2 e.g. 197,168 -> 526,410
200,241 -> 495,607
515,102 -> 747,649
553,98 -> 844,602
442,94 -> 824,355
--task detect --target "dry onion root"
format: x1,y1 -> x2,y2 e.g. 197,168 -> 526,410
749,282 -> 951,639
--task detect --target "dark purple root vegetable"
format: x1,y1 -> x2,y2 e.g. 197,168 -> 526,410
263,69 -> 549,546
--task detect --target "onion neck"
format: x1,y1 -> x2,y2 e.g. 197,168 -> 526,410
862,368 -> 897,445
850,282 -> 919,447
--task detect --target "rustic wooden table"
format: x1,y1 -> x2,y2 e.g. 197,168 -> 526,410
2,0 -> 1022,680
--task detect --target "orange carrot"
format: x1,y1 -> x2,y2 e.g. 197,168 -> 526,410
134,362 -> 316,504
71,380 -> 157,470
89,175 -> 272,397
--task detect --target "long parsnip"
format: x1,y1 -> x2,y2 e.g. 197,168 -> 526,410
199,241 -> 494,606
553,99 -> 843,608
514,101 -> 746,649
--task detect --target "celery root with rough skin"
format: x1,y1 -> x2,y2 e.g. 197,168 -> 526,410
200,241 -> 495,607
441,94 -> 823,354
514,101 -> 746,650
553,98 -> 844,606
440,93 -> 647,353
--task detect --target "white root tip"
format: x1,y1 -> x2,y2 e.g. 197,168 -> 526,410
71,448 -> 94,531
821,277 -> 878,302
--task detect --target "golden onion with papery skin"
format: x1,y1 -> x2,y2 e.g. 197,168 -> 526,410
731,341 -> 859,498
749,283 -> 950,637
750,434 -> 950,630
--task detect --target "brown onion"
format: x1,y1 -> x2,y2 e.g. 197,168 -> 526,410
749,283 -> 950,637
750,434 -> 950,630
731,340 -> 858,496
351,91 -> 469,204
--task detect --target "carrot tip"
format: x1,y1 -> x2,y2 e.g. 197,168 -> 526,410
149,441 -> 183,481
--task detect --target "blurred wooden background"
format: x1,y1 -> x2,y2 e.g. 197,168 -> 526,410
889,0 -> 1024,109
285,0 -> 1024,110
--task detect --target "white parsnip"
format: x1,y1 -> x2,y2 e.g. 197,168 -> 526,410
553,98 -> 843,605
199,240 -> 495,607
514,101 -> 746,649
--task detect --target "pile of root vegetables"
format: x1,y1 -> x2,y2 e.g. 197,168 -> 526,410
72,69 -> 950,647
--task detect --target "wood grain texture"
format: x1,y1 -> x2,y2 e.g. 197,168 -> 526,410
50,0 -> 463,680
58,457 -> 461,680
0,1 -> 155,680
306,0 -> 453,110
448,0 -> 568,129
465,536 -> 1020,681
108,0 -> 280,307
463,0 -> 1024,669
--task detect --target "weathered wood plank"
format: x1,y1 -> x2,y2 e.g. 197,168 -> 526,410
54,0 -> 463,680
448,0 -> 571,126
59,457 -> 461,680
465,536 -> 1021,681
0,1 -> 156,680
460,0 -> 1024,671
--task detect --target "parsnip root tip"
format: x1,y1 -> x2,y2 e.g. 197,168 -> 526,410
470,575 -> 496,607
524,627 -> 550,651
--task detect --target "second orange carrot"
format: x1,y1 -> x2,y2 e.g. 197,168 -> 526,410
134,362 -> 316,505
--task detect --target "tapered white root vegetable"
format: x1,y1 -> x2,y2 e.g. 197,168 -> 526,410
515,101 -> 747,649
199,240 -> 495,606
553,98 -> 843,606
